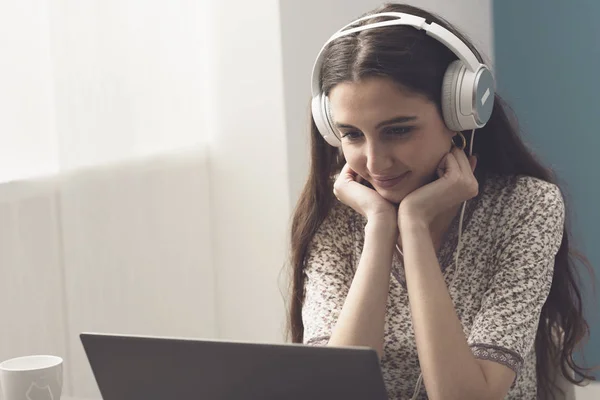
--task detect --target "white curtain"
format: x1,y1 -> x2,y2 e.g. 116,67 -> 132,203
0,1 -> 221,399
0,0 -> 210,183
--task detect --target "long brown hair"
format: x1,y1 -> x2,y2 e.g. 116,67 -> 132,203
288,3 -> 596,399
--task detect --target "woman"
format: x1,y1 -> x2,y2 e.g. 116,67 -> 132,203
288,3 -> 595,399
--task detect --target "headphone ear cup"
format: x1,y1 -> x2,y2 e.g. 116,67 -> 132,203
441,60 -> 465,132
323,95 -> 341,147
324,96 -> 335,131
311,94 -> 342,147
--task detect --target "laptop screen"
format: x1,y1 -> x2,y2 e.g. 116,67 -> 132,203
80,333 -> 388,400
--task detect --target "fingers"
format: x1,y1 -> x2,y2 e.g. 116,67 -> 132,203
339,163 -> 359,183
333,164 -> 394,218
450,146 -> 468,173
438,151 -> 460,178
469,154 -> 477,172
450,146 -> 477,174
334,164 -> 359,201
333,175 -> 368,217
449,147 -> 478,198
338,163 -> 352,178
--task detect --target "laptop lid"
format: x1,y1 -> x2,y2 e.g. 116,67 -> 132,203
80,332 -> 388,400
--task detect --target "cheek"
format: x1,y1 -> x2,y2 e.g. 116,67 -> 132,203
412,132 -> 451,167
341,147 -> 365,173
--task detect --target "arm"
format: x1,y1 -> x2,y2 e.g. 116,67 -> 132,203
302,163 -> 399,358
327,217 -> 397,358
398,147 -> 543,400
399,166 -> 565,400
400,215 -> 514,400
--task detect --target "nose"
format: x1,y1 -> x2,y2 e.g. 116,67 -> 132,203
365,139 -> 394,176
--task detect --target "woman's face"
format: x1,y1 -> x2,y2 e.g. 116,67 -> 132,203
328,76 -> 456,204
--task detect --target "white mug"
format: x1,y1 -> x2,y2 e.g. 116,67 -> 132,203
0,355 -> 63,400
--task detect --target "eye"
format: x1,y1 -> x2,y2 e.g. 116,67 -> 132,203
341,131 -> 363,140
384,126 -> 414,136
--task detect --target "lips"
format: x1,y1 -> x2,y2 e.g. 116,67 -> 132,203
371,172 -> 410,189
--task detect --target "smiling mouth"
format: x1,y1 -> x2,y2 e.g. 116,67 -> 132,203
371,172 -> 410,188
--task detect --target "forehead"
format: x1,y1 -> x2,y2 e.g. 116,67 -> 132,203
327,77 -> 432,123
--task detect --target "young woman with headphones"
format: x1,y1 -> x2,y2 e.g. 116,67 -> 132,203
288,3 -> 595,399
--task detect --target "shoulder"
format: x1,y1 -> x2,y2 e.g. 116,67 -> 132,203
478,173 -> 565,254
316,200 -> 361,237
480,173 -> 564,219
308,200 -> 361,256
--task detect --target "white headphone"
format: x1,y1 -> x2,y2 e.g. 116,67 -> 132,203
311,12 -> 495,147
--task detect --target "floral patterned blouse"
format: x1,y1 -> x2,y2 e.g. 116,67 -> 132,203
302,173 -> 565,399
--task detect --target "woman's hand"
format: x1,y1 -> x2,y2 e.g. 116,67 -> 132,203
333,163 -> 396,222
399,147 -> 478,226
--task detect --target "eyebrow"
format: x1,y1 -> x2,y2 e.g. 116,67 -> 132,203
334,116 -> 418,130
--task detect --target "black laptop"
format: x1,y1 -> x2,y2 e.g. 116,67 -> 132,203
80,333 -> 388,400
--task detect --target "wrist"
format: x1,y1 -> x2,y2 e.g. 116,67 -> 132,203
365,216 -> 398,237
399,203 -> 431,227
398,205 -> 429,229
400,215 -> 429,236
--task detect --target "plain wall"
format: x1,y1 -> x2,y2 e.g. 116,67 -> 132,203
206,0 -> 292,343
493,0 -> 600,379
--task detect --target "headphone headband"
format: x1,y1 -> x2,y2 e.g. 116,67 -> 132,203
311,12 -> 485,97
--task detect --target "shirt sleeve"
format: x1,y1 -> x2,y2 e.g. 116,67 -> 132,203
302,201 -> 357,346
467,179 -> 565,379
